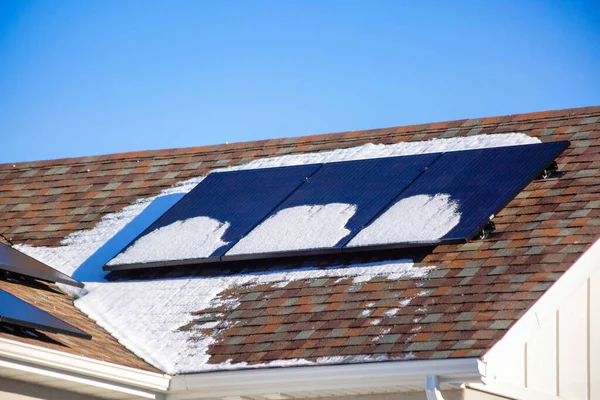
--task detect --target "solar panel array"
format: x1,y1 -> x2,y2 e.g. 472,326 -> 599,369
0,243 -> 90,338
106,141 -> 569,270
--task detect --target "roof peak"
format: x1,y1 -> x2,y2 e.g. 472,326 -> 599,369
3,105 -> 599,169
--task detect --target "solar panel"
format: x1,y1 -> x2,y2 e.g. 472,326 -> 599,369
346,141 -> 569,249
0,242 -> 83,288
0,288 -> 91,339
224,153 -> 440,259
107,164 -> 321,268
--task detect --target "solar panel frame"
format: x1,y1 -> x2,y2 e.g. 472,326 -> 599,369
0,288 -> 91,339
0,242 -> 84,288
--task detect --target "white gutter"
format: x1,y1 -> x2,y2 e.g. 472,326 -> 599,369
0,338 -> 485,399
0,337 -> 170,399
168,358 -> 485,400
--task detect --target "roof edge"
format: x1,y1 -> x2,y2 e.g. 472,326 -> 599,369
0,337 -> 170,397
168,358 -> 485,399
484,237 -> 600,365
3,105 -> 599,168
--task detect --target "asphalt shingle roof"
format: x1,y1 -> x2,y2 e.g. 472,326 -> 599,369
0,105 -> 599,371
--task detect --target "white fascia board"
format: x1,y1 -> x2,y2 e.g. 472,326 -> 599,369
168,358 -> 485,400
0,337 -> 170,395
485,237 -> 600,363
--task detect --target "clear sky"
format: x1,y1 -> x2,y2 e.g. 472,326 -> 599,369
1,1 -> 599,163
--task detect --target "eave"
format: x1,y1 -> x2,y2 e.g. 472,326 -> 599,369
0,337 -> 170,399
168,358 -> 486,400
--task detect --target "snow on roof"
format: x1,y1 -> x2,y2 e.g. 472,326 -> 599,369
228,203 -> 357,255
110,216 -> 230,265
232,133 -> 539,170
76,260 -> 430,374
14,133 -> 540,373
348,194 -> 461,247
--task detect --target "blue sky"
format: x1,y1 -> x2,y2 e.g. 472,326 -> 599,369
1,1 -> 599,163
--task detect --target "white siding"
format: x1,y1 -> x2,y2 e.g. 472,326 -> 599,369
526,312 -> 557,394
0,377 -> 100,400
590,267 -> 600,400
481,240 -> 600,400
483,275 -> 600,399
492,342 -> 526,387
558,285 -> 588,399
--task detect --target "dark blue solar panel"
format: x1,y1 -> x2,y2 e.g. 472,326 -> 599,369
0,242 -> 83,288
0,289 -> 91,339
348,141 -> 569,246
222,153 -> 440,257
113,164 -> 321,263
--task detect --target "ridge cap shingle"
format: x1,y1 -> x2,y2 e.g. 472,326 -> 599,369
2,105 -> 599,171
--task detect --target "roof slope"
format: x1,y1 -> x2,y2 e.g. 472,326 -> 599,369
0,105 -> 599,372
0,276 -> 160,372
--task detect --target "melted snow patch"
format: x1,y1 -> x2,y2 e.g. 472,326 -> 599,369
75,259 -> 432,374
228,203 -> 357,255
108,216 -> 230,265
203,353 -> 416,371
348,194 -> 461,246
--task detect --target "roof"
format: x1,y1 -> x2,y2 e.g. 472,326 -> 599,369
0,277 -> 159,372
0,105 -> 599,374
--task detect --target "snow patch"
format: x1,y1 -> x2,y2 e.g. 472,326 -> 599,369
383,308 -> 399,317
399,298 -> 413,307
232,133 -> 540,170
75,259 -> 431,374
108,216 -> 230,265
228,203 -> 357,255
372,327 -> 391,342
348,194 -> 461,246
201,353 -> 416,371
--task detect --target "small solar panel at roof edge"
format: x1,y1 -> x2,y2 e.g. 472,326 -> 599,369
0,288 -> 91,339
0,242 -> 83,288
105,141 -> 569,270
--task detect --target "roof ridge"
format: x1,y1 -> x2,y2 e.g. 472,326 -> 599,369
2,105 -> 599,171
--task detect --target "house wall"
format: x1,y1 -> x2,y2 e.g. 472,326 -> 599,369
462,389 -> 507,400
482,248 -> 600,400
0,377 -> 100,400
